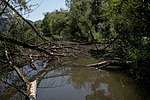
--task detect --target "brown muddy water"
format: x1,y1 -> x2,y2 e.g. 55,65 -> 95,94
36,67 -> 146,100
0,58 -> 150,100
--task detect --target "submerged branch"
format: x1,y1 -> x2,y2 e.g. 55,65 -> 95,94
39,73 -> 68,80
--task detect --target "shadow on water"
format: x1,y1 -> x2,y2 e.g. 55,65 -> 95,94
89,49 -> 107,59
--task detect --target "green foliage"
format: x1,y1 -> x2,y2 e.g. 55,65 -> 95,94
104,0 -> 150,83
47,0 -> 150,82
42,0 -> 110,42
0,0 -> 43,71
0,0 -> 150,83
41,10 -> 68,40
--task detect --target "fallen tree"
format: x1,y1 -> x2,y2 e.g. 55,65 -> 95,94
0,1 -> 68,99
86,60 -> 132,69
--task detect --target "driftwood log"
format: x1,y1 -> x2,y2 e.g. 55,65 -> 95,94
86,60 -> 131,69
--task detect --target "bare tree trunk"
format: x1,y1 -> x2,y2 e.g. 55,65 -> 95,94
86,60 -> 131,69
28,80 -> 37,100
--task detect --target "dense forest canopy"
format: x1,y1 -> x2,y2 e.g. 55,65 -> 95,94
0,0 -> 150,99
41,0 -> 150,85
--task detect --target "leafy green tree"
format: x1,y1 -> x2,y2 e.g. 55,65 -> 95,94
42,0 -> 109,42
104,0 -> 150,83
41,10 -> 68,40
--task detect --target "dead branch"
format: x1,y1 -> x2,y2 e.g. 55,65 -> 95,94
102,36 -> 119,50
5,49 -> 29,82
0,0 -> 10,16
5,49 -> 37,99
86,60 -> 131,69
0,35 -> 66,56
0,78 -> 27,98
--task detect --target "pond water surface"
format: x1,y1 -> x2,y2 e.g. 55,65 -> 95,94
0,58 -> 149,100
37,67 -> 146,100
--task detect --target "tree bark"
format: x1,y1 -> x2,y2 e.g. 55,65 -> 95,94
29,80 -> 37,100
86,60 -> 131,69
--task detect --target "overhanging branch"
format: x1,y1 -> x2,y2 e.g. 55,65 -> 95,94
3,0 -> 48,41
0,0 -> 10,17
0,35 -> 53,56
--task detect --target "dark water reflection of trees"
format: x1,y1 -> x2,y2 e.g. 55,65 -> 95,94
0,64 -> 148,100
69,67 -> 142,100
37,67 -> 144,100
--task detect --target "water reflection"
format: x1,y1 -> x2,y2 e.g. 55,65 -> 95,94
37,67 -> 143,100
0,71 -> 25,100
0,62 -> 148,100
0,60 -> 48,100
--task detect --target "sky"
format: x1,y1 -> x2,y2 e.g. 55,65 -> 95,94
24,0 -> 67,21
